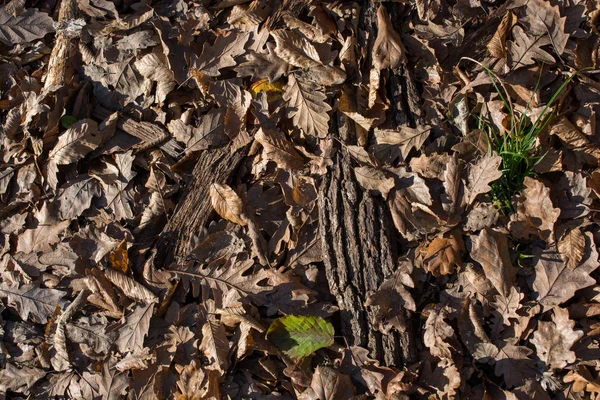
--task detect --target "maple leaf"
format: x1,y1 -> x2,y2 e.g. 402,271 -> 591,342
531,232 -> 599,306
283,74 -> 331,138
508,26 -> 555,68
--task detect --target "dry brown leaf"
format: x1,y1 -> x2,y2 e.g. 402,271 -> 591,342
200,319 -> 230,373
209,183 -> 249,226
530,307 -> 583,370
558,228 -> 586,270
466,153 -> 503,205
372,5 -> 407,70
254,128 -> 304,170
373,125 -> 431,162
424,306 -> 460,360
508,177 -> 560,242
508,26 -> 555,68
116,303 -> 154,353
283,74 -> 331,138
103,268 -> 158,305
354,166 -> 395,198
422,230 -> 464,277
487,11 -> 516,58
470,228 -> 517,299
532,232 -> 599,306
298,366 -> 355,400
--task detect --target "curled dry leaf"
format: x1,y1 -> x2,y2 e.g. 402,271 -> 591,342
209,183 -> 249,226
487,11 -> 516,58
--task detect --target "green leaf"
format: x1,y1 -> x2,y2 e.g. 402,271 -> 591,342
60,115 -> 78,129
266,315 -> 334,359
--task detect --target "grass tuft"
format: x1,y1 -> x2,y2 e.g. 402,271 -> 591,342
462,58 -> 584,214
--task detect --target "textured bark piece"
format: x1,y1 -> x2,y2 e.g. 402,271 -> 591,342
93,105 -> 181,157
318,113 -> 416,366
44,0 -> 79,89
155,145 -> 248,266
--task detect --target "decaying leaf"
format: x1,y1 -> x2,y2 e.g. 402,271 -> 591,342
116,303 -> 154,353
372,5 -> 406,70
422,230 -> 464,277
354,166 -> 395,198
0,283 -> 65,324
0,7 -> 55,46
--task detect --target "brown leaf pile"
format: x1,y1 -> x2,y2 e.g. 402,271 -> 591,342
1,0 -> 600,398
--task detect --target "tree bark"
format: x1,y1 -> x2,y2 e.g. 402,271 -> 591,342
318,113 -> 417,367
154,145 -> 248,267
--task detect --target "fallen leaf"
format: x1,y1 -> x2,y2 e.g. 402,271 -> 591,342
266,315 -> 334,359
466,153 -> 503,205
283,74 -> 331,138
209,183 -> 249,226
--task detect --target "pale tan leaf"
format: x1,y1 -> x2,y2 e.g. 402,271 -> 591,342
549,116 -> 600,166
508,26 -> 555,68
532,232 -> 599,306
470,228 -> 517,299
372,5 -> 406,70
255,128 -> 304,170
200,319 -> 230,373
424,306 -> 459,359
103,268 -> 158,304
193,31 -> 250,76
354,166 -> 395,198
298,366 -> 355,400
508,177 -> 560,242
487,11 -> 516,58
283,74 -> 331,138
209,183 -> 248,226
558,228 -> 586,270
373,125 -> 431,162
117,303 -> 154,353
466,153 -> 503,205
17,203 -> 70,254
49,119 -> 103,165
530,307 -> 583,370
134,52 -> 174,82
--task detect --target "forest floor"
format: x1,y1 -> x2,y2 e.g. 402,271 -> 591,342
1,0 -> 600,399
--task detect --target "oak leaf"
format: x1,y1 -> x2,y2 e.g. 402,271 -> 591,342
298,366 -> 355,400
508,26 -> 555,68
558,228 -> 586,270
194,30 -> 250,76
373,125 -> 431,163
422,230 -> 465,277
530,307 -> 583,370
354,166 -> 395,198
531,232 -> 599,306
255,128 -> 304,170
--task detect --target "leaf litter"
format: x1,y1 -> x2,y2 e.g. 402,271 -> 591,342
0,0 -> 599,398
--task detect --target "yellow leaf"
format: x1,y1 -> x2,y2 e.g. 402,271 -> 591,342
250,78 -> 284,102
